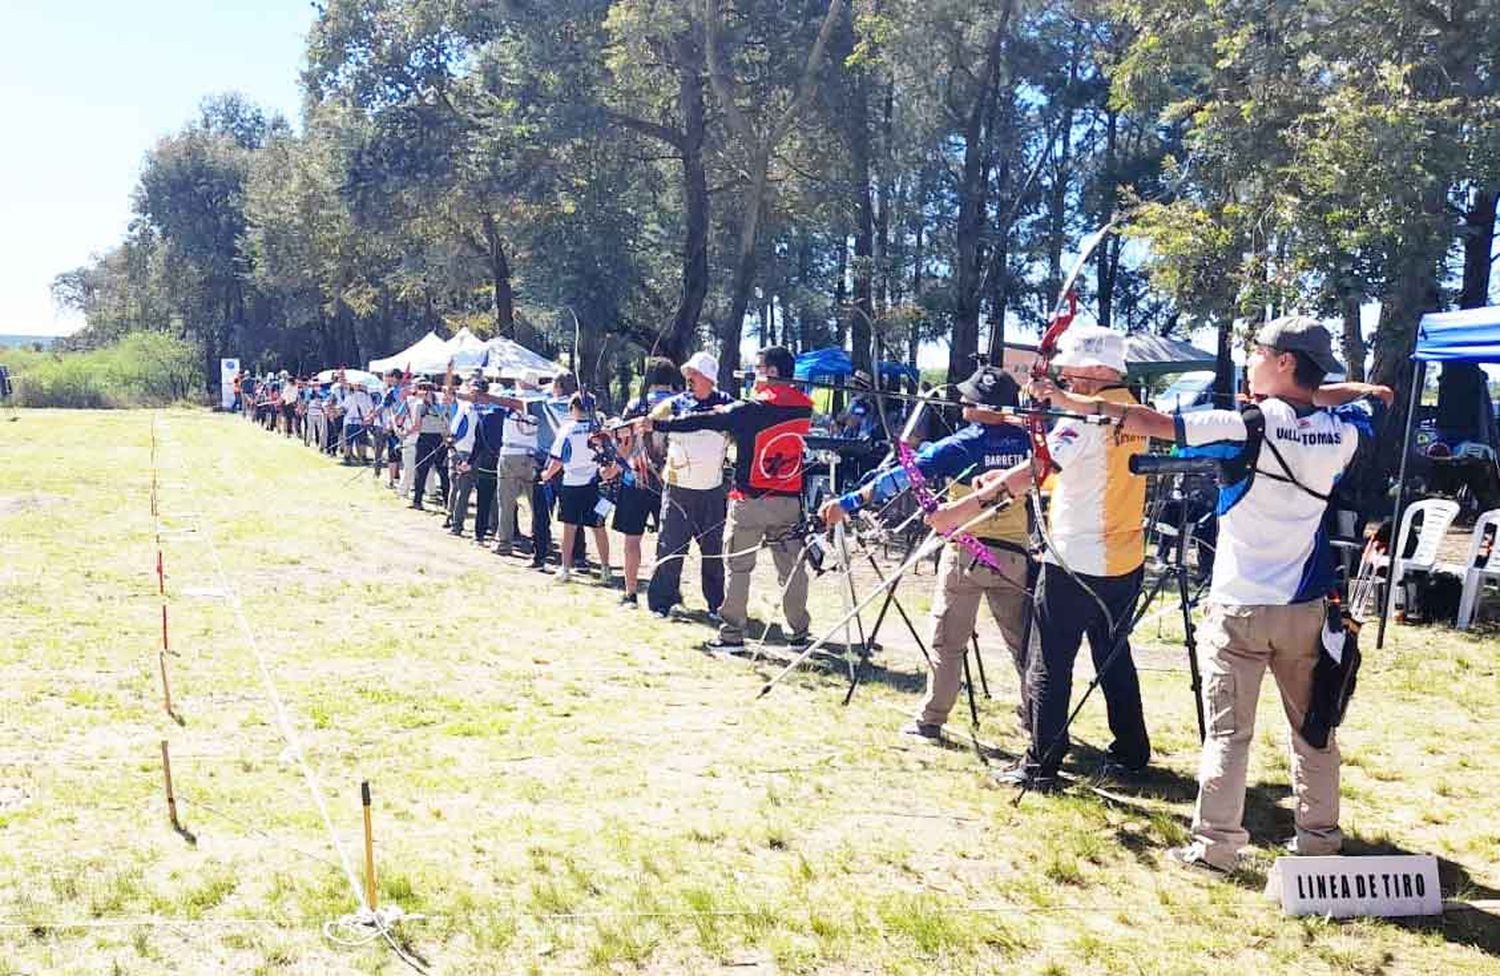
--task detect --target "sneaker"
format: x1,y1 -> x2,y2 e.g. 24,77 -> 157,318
474,536 -> 489,546
706,609 -> 723,625
784,631 -> 812,649
441,517 -> 452,529
1283,835 -> 1342,857
650,608 -> 671,620
532,564 -> 553,575
703,637 -> 747,655
989,763 -> 1061,794
1167,844 -> 1230,875
555,567 -> 572,584
1096,759 -> 1148,784
494,547 -> 513,558
599,567 -> 614,586
619,593 -> 638,608
900,721 -> 943,742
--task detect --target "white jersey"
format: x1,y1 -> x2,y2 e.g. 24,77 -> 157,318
502,406 -> 539,455
652,391 -> 732,490
550,420 -> 600,486
1177,398 -> 1371,605
340,389 -> 374,425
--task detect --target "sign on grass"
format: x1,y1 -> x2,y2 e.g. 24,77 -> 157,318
1274,854 -> 1442,918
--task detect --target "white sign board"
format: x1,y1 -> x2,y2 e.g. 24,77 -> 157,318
220,358 -> 239,410
1271,855 -> 1442,918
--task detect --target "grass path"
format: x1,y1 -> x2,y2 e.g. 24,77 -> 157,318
0,408 -> 1497,974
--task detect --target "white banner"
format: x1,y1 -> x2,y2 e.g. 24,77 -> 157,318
1272,854 -> 1442,918
220,358 -> 239,410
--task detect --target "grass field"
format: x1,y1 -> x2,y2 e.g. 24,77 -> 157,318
1,407 -> 1497,975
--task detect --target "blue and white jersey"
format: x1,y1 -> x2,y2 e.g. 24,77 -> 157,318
867,422 -> 1031,547
550,419 -> 600,486
449,400 -> 477,453
529,396 -> 571,458
1176,397 -> 1376,605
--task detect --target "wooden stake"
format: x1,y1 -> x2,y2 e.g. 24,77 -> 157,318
160,739 -> 180,830
361,781 -> 378,911
157,551 -> 164,596
161,604 -> 169,653
158,650 -> 174,716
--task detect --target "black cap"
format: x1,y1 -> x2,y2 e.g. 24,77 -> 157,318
957,366 -> 1019,410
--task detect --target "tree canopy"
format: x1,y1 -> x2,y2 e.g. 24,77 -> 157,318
56,0 -> 1498,428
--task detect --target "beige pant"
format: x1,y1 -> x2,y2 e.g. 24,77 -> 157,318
919,544 -> 1030,727
496,453 -> 534,551
718,495 -> 809,643
1192,601 -> 1342,868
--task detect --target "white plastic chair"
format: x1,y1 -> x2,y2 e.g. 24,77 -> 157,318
1451,509 -> 1500,629
1374,498 -> 1461,619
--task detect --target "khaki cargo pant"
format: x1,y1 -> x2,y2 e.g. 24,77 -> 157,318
495,453 -> 535,552
919,543 -> 1030,727
1191,601 -> 1342,868
717,494 -> 810,643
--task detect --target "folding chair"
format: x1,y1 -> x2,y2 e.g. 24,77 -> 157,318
1372,498 -> 1461,620
1450,508 -> 1500,629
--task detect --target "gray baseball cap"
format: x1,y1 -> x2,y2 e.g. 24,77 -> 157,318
1255,315 -> 1342,375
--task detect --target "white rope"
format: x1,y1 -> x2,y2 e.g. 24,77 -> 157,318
154,415 -> 366,912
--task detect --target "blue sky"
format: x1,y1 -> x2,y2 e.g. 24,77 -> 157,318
0,0 -> 313,336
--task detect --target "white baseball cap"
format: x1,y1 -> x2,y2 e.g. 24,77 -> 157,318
1051,326 -> 1127,374
681,351 -> 719,384
520,368 -> 545,387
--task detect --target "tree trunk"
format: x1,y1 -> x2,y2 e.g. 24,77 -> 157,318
910,215 -> 924,368
1340,290 -> 1366,382
668,37 -> 711,362
717,150 -> 771,385
1460,184 -> 1498,310
481,212 -> 516,341
947,9 -> 1012,384
1096,110 -> 1121,331
834,234 -> 849,347
849,73 -> 875,375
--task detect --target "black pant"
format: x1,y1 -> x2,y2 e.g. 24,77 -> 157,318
647,484 -> 727,613
473,469 -> 498,541
529,477 -> 586,565
1024,562 -> 1150,776
413,434 -> 443,507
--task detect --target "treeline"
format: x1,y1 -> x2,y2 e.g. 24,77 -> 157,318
4,333 -> 202,409
55,1 -> 1498,434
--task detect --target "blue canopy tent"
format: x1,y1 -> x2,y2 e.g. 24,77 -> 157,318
794,347 -> 853,382
793,346 -> 920,386
1379,305 -> 1500,647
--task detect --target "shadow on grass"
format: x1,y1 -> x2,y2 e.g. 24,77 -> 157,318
1068,742 -> 1500,956
1338,834 -> 1500,956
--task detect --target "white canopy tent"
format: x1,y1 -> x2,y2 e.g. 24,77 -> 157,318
367,331 -> 450,374
444,327 -> 490,370
482,336 -> 564,379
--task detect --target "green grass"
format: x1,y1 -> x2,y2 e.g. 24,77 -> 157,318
0,406 -> 1497,973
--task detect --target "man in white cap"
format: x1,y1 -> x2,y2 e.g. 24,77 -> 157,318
645,351 -> 734,618
928,325 -> 1151,793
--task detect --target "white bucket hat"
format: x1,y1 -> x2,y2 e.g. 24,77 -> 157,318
681,351 -> 720,384
1051,326 -> 1127,374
